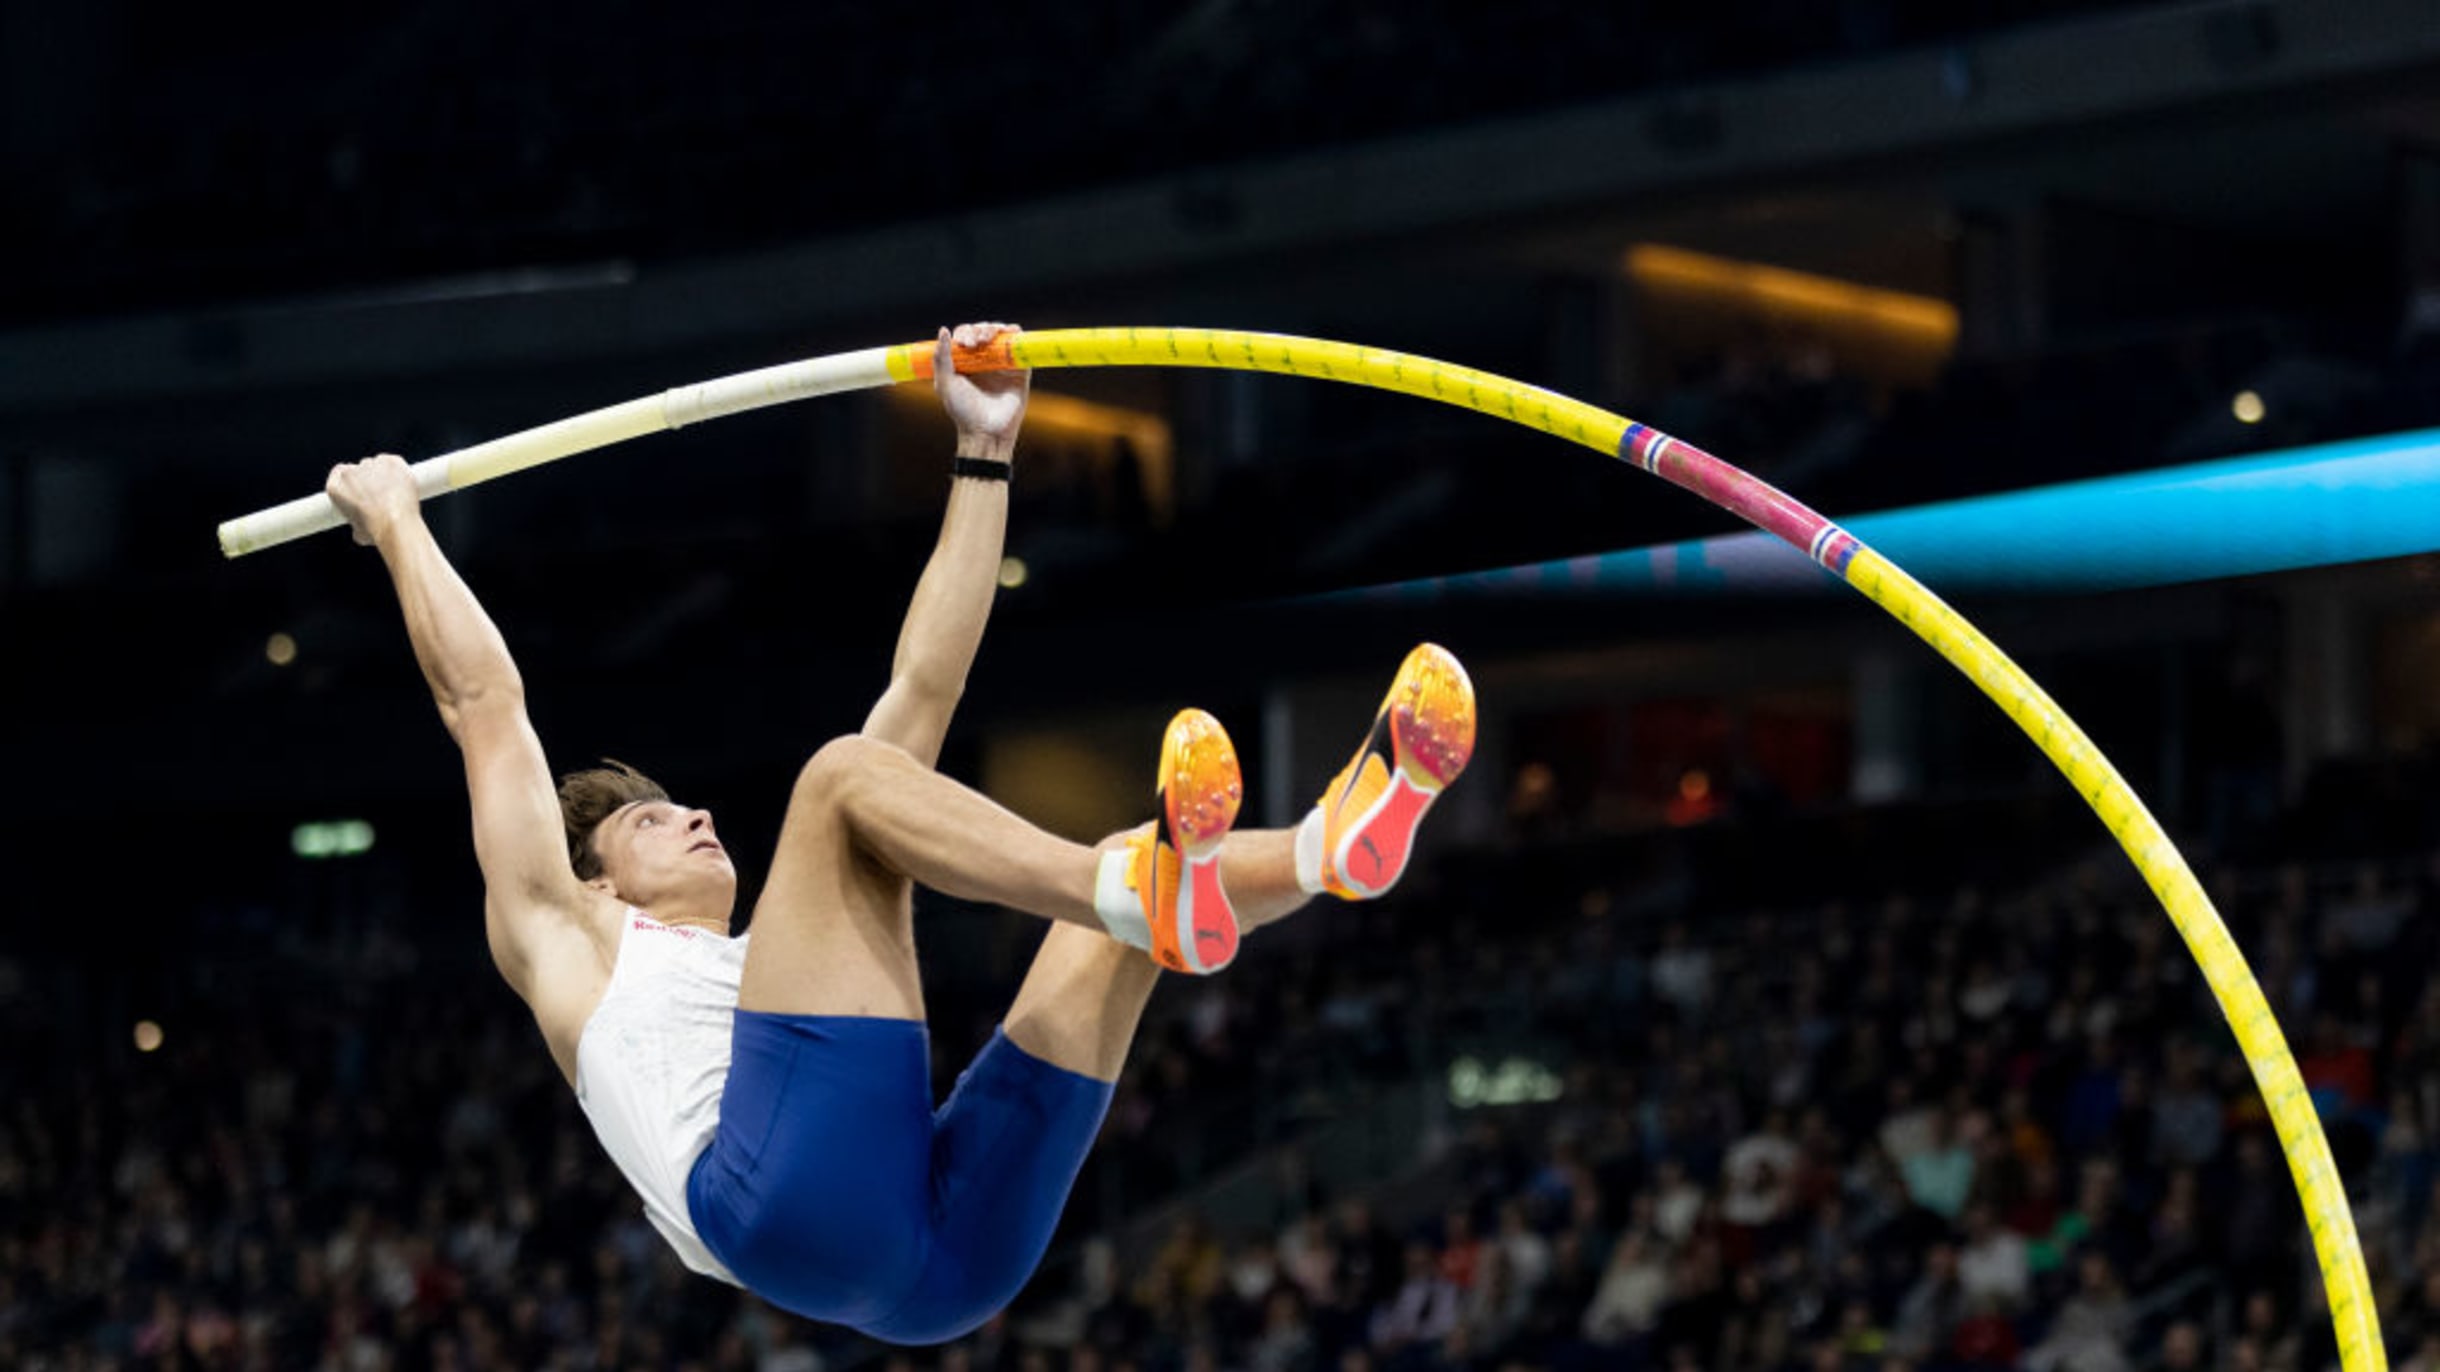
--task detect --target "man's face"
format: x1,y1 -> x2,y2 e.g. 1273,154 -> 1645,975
590,799 -> 737,913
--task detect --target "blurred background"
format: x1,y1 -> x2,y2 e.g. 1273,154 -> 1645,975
5,0 -> 2440,1368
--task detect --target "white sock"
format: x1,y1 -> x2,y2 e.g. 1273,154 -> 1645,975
1093,845 -> 1153,951
1292,807 -> 1329,895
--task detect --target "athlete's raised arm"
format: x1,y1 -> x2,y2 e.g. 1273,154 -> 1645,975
862,322 -> 1031,767
327,454 -> 593,997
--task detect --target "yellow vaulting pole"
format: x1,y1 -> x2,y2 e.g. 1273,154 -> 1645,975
219,327 -> 2385,1372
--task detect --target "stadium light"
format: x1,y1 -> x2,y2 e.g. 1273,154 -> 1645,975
291,820 -> 376,859
1448,1055 -> 1564,1108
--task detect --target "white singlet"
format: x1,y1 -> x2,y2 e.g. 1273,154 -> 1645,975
574,909 -> 748,1285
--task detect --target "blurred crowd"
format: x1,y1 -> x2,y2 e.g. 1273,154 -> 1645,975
8,800 -> 2440,1372
1063,852 -> 2440,1372
0,847 -> 1412,1372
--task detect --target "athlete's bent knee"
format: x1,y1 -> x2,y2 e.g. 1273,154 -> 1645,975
792,734 -> 893,815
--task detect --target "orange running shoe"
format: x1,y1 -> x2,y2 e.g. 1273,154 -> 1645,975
1315,643 -> 1476,900
1117,708 -> 1244,974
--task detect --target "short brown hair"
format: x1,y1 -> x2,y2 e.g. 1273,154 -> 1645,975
558,759 -> 669,880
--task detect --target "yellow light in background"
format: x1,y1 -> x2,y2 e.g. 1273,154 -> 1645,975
1018,390 -> 1174,463
998,556 -> 1029,589
2233,390 -> 2266,424
891,385 -> 1177,520
265,632 -> 298,666
982,725 -> 1160,841
133,1021 -> 163,1053
1624,243 -> 1960,346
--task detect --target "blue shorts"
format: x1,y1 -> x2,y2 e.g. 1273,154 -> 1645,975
686,1012 -> 1114,1346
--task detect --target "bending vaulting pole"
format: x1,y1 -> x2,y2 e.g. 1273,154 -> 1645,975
218,328 -> 2386,1372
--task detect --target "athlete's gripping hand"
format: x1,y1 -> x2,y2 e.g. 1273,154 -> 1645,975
935,322 -> 1030,465
326,453 -> 424,548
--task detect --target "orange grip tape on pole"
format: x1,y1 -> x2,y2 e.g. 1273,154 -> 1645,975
904,336 -> 1021,380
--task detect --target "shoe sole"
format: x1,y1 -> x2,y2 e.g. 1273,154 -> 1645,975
1327,644 -> 1475,899
1159,708 -> 1242,974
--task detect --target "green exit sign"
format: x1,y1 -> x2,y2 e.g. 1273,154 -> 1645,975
291,820 -> 376,859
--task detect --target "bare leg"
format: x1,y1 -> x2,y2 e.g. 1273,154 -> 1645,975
1001,827 -> 1316,1079
740,735 -> 1321,1021
1002,922 -> 1161,1081
1216,827 -> 1312,933
806,735 -> 1107,923
740,734 -> 1105,1020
